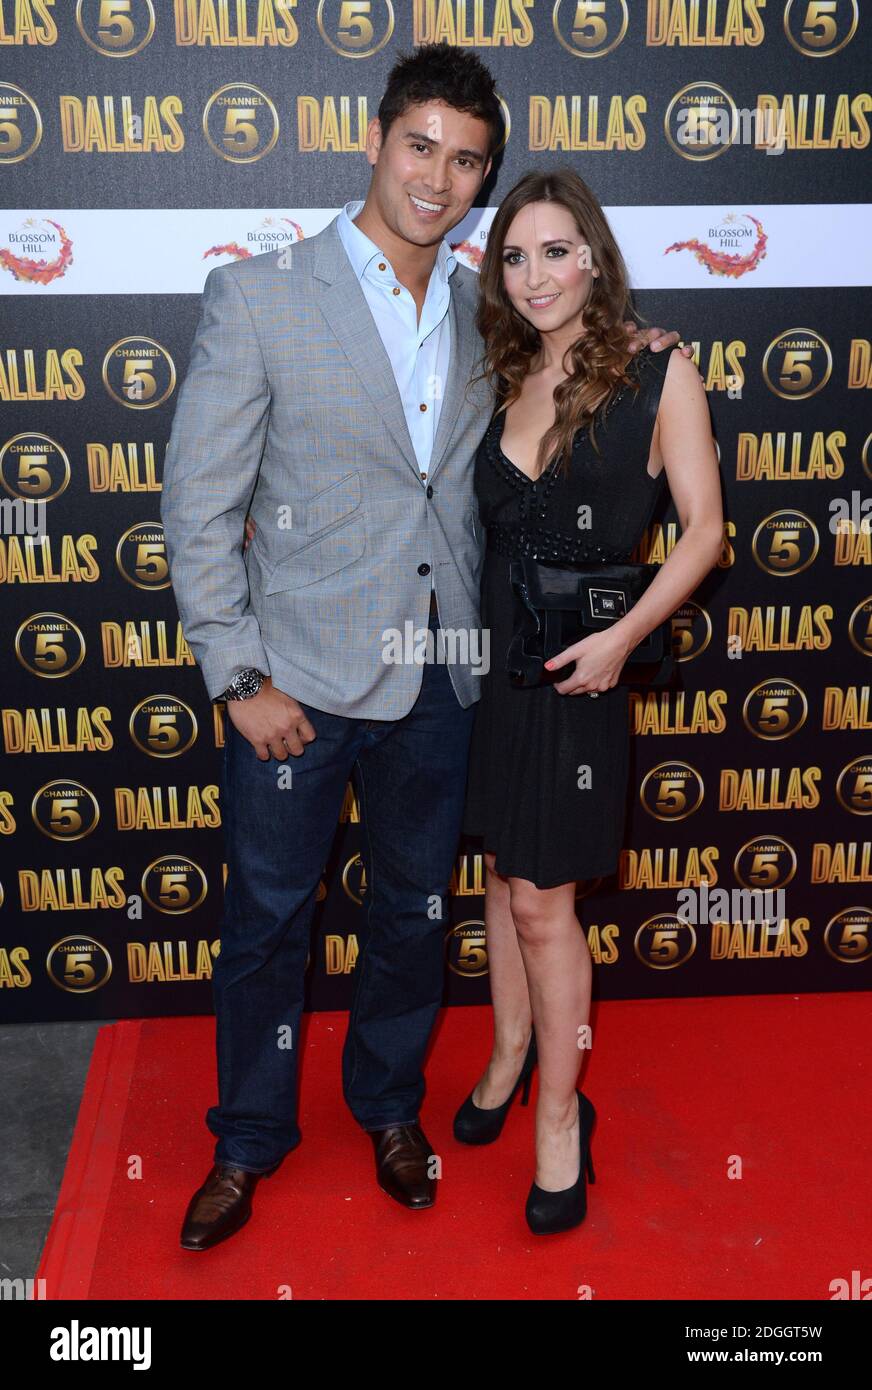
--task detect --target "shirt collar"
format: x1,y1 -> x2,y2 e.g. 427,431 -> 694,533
336,198 -> 457,285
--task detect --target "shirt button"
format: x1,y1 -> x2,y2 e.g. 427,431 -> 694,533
392,286 -> 401,295
378,262 -> 386,271
419,402 -> 427,411
417,563 -> 430,576
420,471 -> 427,481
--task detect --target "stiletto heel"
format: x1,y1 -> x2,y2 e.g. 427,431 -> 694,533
525,1089 -> 596,1235
453,1031 -> 537,1144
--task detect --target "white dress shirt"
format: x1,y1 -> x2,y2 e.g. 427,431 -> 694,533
334,198 -> 458,487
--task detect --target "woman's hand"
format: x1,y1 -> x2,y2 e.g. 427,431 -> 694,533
243,513 -> 256,551
623,320 -> 693,358
545,624 -> 633,696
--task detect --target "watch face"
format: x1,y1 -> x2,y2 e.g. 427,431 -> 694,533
229,668 -> 264,699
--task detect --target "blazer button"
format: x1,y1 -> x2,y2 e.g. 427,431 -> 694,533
426,485 -> 433,498
418,563 -> 430,575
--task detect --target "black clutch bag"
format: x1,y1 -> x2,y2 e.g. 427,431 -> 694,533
506,556 -> 674,689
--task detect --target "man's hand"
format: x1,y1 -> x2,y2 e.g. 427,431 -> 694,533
225,678 -> 316,761
235,514 -> 313,758
623,320 -> 693,357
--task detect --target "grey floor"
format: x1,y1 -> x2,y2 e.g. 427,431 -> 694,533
0,1021 -> 110,1286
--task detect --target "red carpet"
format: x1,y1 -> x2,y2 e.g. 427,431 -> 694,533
37,995 -> 871,1300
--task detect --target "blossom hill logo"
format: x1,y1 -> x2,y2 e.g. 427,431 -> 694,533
450,237 -> 484,271
1,217 -> 73,284
203,216 -> 305,263
665,213 -> 767,279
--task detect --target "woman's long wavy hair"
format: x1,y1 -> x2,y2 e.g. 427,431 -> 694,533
466,168 -> 651,480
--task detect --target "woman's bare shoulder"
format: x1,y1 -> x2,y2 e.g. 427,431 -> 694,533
654,346 -> 713,444
652,344 -> 706,397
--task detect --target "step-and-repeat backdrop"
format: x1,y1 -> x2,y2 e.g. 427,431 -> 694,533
2,2 -> 870,1022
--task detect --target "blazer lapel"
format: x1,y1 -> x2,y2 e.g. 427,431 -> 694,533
427,274 -> 478,485
313,216 -> 478,486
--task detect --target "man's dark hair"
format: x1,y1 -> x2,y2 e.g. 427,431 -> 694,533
377,41 -> 504,165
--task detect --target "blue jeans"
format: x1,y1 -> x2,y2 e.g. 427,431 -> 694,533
207,605 -> 476,1172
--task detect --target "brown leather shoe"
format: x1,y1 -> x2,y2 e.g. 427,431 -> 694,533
370,1124 -> 436,1209
180,1162 -> 277,1251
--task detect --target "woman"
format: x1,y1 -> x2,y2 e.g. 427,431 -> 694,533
455,168 -> 723,1234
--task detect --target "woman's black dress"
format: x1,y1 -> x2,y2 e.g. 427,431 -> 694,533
462,344 -> 678,889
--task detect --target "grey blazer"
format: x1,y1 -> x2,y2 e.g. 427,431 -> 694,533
160,214 -> 497,717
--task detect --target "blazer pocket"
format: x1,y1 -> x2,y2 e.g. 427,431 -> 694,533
306,470 -> 361,536
264,514 -> 366,594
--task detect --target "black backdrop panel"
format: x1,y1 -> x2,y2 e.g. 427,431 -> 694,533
1,2 -> 870,1020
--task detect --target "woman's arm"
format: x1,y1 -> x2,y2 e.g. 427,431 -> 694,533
548,349 -> 723,694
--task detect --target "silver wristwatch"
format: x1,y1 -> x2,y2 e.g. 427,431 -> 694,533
218,667 -> 266,701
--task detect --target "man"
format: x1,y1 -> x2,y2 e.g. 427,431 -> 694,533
161,40 -> 689,1251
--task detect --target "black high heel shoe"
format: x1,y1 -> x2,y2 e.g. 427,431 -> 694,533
525,1089 -> 596,1235
453,1031 -> 537,1145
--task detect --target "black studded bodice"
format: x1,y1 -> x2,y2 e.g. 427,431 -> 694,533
474,345 -> 672,566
